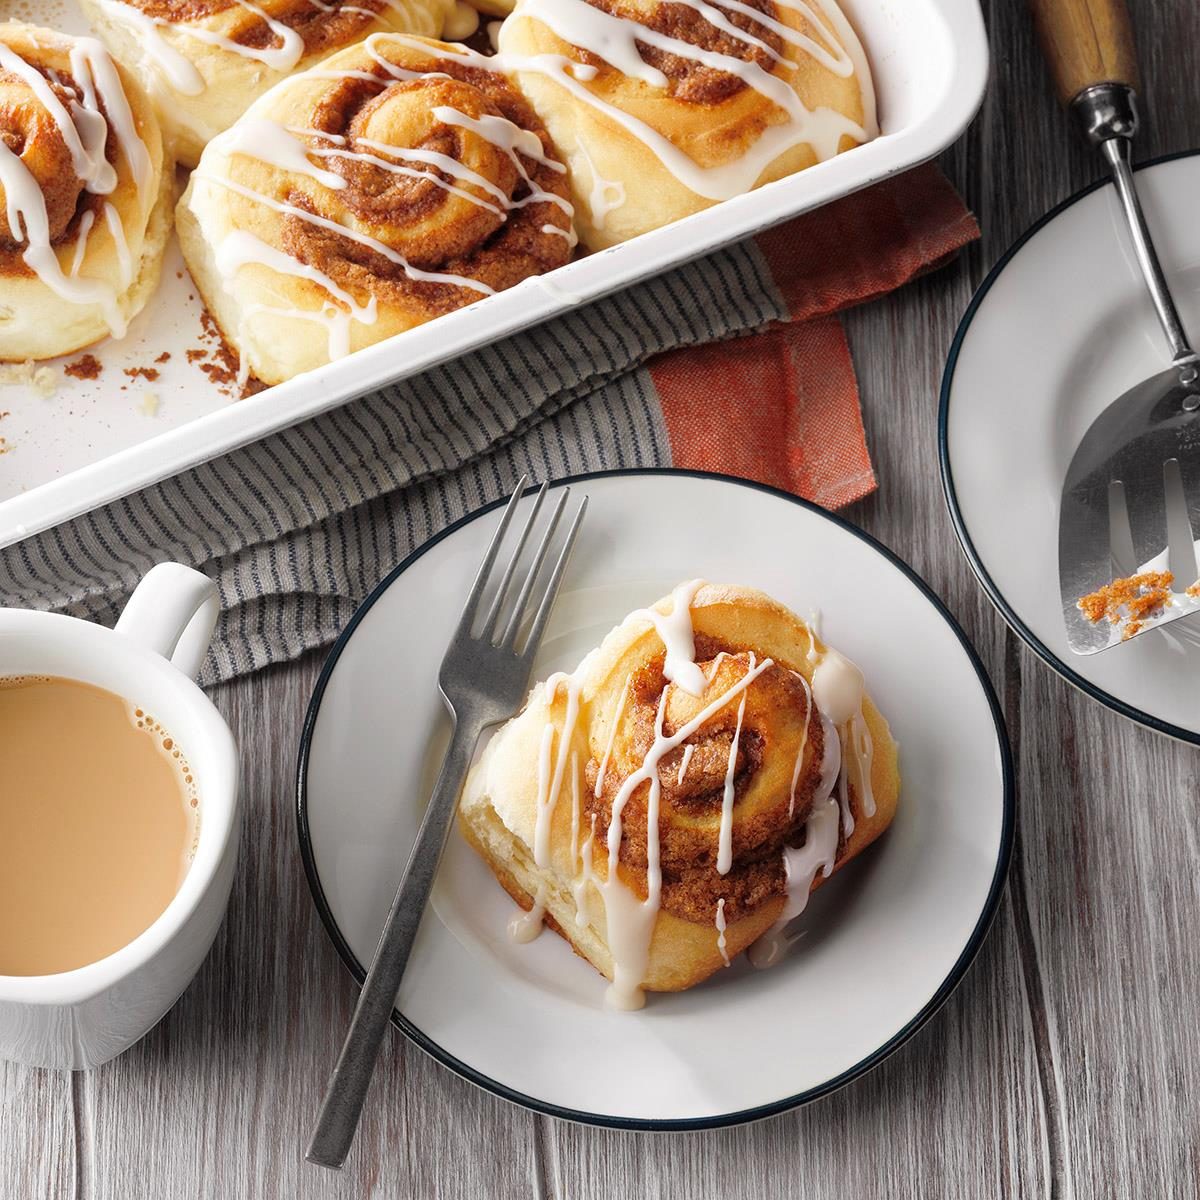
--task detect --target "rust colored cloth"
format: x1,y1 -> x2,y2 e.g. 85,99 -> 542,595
653,163 -> 978,509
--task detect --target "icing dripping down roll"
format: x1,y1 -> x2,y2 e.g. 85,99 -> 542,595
0,24 -> 172,361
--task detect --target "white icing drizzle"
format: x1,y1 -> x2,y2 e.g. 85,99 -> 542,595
0,38 -> 152,337
747,794 -> 839,968
97,1 -> 204,94
69,209 -> 95,277
786,668 -> 814,819
716,652 -> 753,875
542,222 -> 579,248
103,202 -> 133,288
214,229 -> 379,362
704,651 -> 729,683
630,579 -> 707,697
812,647 -> 872,837
715,898 -> 730,967
806,609 -> 822,665
508,883 -> 547,943
576,143 -> 626,232
568,748 -> 581,861
0,42 -> 115,194
676,743 -> 695,786
598,654 -> 774,1010
533,672 -> 582,868
573,812 -> 596,927
593,672 -> 630,798
221,118 -> 348,189
68,40 -> 152,198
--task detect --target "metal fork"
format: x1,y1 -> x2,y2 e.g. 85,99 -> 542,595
307,477 -> 586,1169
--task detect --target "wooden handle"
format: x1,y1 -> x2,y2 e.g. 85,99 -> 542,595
1027,0 -> 1140,105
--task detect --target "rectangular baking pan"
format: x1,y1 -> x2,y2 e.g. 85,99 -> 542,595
0,0 -> 987,548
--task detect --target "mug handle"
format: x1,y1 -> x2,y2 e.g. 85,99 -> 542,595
114,563 -> 220,681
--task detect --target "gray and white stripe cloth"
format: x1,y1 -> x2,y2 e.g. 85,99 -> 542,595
0,238 -> 790,685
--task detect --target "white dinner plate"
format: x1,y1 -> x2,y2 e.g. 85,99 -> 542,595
297,470 -> 1012,1128
941,152 -> 1200,743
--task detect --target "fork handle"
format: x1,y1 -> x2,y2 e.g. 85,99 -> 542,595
307,714 -> 482,1170
1026,0 -> 1138,105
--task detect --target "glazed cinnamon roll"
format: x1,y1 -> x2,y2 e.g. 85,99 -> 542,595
0,24 -> 171,361
497,0 -> 877,249
459,581 -> 900,1010
77,0 -> 457,166
176,33 -> 575,386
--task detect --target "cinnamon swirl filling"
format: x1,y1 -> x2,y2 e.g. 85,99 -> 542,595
585,638 -> 841,924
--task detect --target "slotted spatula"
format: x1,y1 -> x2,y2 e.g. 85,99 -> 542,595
1026,0 -> 1200,654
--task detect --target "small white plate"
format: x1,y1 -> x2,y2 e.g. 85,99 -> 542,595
297,471 -> 1012,1128
941,152 -> 1200,743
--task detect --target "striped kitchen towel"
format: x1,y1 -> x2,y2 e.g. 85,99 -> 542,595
0,164 -> 977,685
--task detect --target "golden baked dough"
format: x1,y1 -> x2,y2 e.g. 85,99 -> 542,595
0,23 -> 171,361
459,581 -> 900,1009
176,34 -> 575,387
497,0 -> 877,249
77,0 -> 456,167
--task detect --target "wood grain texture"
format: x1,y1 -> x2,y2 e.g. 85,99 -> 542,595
1027,0 -> 1140,104
6,1 -> 1200,1196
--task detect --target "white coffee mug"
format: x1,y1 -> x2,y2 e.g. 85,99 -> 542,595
0,563 -> 239,1069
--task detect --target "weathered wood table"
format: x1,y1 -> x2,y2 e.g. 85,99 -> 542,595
7,2 -> 1200,1195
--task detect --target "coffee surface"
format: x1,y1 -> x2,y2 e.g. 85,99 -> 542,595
0,677 -> 198,976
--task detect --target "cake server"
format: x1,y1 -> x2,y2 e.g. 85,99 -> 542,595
1027,0 -> 1200,653
307,477 -> 586,1169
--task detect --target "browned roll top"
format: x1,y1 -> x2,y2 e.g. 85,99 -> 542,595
248,45 -> 573,315
119,0 -> 403,55
584,634 -> 832,925
584,0 -> 790,104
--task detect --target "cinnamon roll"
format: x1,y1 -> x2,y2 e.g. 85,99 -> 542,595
459,581 -> 900,1010
0,24 -> 171,361
496,0 -> 877,249
77,0 -> 457,166
176,33 -> 575,386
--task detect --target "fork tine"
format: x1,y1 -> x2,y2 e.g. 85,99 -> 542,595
479,481 -> 548,641
499,488 -> 569,647
455,475 -> 527,637
519,496 -> 587,658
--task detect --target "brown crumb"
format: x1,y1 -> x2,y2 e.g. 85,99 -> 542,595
186,348 -> 207,363
1079,570 -> 1175,635
64,354 -> 102,381
196,307 -> 262,398
154,351 -> 171,364
124,366 -> 160,383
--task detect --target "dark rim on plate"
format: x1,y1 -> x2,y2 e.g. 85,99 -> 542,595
296,468 -> 1015,1131
939,149 -> 1200,746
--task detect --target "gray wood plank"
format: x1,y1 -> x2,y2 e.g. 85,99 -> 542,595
0,1063 -> 77,1199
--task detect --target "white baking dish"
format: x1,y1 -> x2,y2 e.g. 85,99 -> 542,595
0,0 -> 987,548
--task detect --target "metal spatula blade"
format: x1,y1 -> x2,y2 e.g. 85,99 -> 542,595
1061,366 -> 1200,653
1053,86 -> 1200,654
